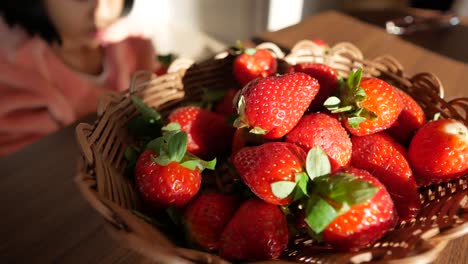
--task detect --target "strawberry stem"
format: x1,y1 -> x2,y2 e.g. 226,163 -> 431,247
323,68 -> 377,128
147,122 -> 217,171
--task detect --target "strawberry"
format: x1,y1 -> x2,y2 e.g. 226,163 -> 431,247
233,48 -> 277,86
233,142 -> 307,205
285,113 -> 352,172
351,132 -> 420,221
408,119 -> 468,186
387,88 -> 427,145
286,63 -> 339,111
214,88 -> 239,117
234,72 -> 319,139
311,38 -> 328,47
319,167 -> 397,251
135,150 -> 201,209
168,106 -> 235,160
184,193 -> 239,251
325,69 -> 404,136
154,53 -> 176,76
278,146 -> 395,251
134,126 -> 216,209
219,198 -> 288,260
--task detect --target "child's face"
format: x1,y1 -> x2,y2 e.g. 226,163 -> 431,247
44,0 -> 125,47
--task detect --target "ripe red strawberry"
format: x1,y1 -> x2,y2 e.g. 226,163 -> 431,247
285,113 -> 352,172
387,88 -> 427,145
168,106 -> 235,160
233,142 -> 307,205
155,66 -> 168,76
234,72 -> 319,139
219,198 -> 288,260
286,63 -> 339,111
135,127 -> 216,209
325,69 -> 403,136
184,193 -> 240,251
351,132 -> 421,221
214,88 -> 239,117
311,38 -> 328,47
233,48 -> 277,86
154,53 -> 176,76
321,167 -> 397,251
135,150 -> 202,209
409,119 -> 468,186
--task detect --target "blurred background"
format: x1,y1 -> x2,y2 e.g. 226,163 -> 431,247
130,0 -> 468,62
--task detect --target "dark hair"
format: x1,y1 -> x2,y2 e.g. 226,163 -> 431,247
0,0 -> 134,44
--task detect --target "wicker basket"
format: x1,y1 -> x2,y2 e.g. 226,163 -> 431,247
75,41 -> 468,264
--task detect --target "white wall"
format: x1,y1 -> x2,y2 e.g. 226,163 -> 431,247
129,0 -> 311,60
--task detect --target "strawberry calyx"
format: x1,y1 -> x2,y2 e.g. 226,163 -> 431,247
324,69 -> 377,128
157,53 -> 177,68
229,40 -> 257,56
270,146 -> 378,238
131,96 -> 163,124
233,95 -> 268,135
146,122 -> 216,171
270,146 -> 331,201
304,173 -> 378,234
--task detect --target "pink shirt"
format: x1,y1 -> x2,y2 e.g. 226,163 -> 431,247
0,18 -> 157,156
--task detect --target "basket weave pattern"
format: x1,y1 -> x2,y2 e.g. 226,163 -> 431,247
76,41 -> 468,263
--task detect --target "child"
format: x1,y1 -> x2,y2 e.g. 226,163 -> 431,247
0,0 -> 158,156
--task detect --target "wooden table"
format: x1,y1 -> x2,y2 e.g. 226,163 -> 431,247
0,11 -> 466,264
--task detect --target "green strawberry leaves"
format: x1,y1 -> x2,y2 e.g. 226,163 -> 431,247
131,96 -> 162,123
244,48 -> 257,56
304,173 -> 378,235
347,67 -> 363,90
233,95 -> 269,135
180,153 -> 217,171
147,122 -> 216,172
313,173 -> 378,206
271,146 -> 331,200
168,132 -> 188,162
229,40 -> 245,55
128,96 -> 164,139
229,40 -> 257,56
271,181 -> 297,199
306,146 -> 331,180
305,195 -> 338,233
157,53 -> 177,67
125,97 -> 165,177
294,172 -> 309,201
268,145 -> 378,237
324,69 -> 377,128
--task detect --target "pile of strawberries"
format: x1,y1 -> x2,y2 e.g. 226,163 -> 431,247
126,42 -> 468,261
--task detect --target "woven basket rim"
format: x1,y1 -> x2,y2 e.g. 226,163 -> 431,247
75,40 -> 468,264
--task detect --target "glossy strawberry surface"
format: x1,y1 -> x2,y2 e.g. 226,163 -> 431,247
344,77 -> 404,136
323,167 -> 397,251
168,106 -> 235,159
135,150 -> 201,209
184,193 -> 239,251
233,142 -> 306,205
233,49 -> 277,86
219,198 -> 288,260
351,132 -> 421,221
236,72 -> 319,139
387,88 -> 427,145
409,119 -> 468,186
286,63 -> 339,111
285,113 -> 352,172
